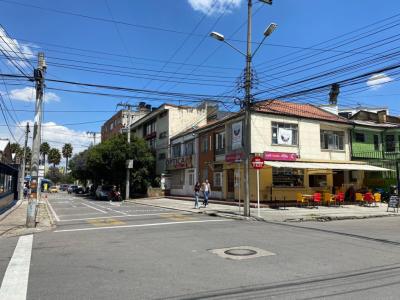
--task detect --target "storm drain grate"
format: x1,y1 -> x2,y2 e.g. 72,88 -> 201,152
209,246 -> 276,260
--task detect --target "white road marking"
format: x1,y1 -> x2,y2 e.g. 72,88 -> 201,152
59,212 -> 191,222
54,219 -> 231,233
0,235 -> 33,300
58,212 -> 103,217
80,202 -> 107,214
47,200 -> 60,222
87,201 -> 128,215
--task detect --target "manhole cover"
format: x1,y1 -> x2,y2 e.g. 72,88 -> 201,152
209,246 -> 276,260
224,248 -> 257,256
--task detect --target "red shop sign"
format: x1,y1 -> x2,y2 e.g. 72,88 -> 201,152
263,151 -> 297,161
251,156 -> 264,169
226,152 -> 244,163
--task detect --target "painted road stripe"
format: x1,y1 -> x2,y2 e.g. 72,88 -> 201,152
47,200 -> 60,222
54,219 -> 231,233
0,235 -> 33,300
59,212 -> 189,222
80,202 -> 107,214
88,202 -> 128,215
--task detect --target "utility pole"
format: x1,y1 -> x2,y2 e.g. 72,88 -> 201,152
19,123 -> 30,200
86,131 -> 97,146
117,102 -> 135,200
27,52 -> 46,228
243,0 -> 253,217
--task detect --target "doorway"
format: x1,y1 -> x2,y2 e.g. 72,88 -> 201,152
227,169 -> 234,199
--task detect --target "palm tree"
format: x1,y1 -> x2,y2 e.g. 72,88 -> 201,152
62,143 -> 73,174
48,148 -> 61,167
40,142 -> 50,167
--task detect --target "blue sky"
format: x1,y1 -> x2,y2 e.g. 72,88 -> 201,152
0,0 -> 399,153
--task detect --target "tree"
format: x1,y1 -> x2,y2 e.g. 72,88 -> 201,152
48,148 -> 61,167
69,134 -> 155,194
40,142 -> 50,167
62,143 -> 73,174
45,166 -> 62,184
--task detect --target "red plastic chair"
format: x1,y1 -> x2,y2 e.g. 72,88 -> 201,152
312,193 -> 322,208
335,192 -> 345,206
363,192 -> 374,206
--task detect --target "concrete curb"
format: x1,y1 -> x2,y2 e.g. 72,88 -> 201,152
42,197 -> 56,226
0,199 -> 23,222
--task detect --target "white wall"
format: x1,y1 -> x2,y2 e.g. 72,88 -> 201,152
251,113 -> 351,161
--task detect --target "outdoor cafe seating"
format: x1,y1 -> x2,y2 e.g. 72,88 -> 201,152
296,191 -> 381,208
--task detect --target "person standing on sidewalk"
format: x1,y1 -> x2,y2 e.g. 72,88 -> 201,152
194,181 -> 201,209
202,179 -> 211,207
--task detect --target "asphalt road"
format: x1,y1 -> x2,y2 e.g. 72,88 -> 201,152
1,192 -> 400,299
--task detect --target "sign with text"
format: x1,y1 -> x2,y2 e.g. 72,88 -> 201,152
387,196 -> 399,213
231,121 -> 242,150
166,156 -> 193,170
263,151 -> 297,161
226,152 -> 244,163
251,156 -> 264,169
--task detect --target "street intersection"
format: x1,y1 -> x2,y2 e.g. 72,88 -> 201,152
1,193 -> 400,299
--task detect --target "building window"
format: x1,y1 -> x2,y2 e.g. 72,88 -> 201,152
202,168 -> 208,182
272,168 -> 304,187
201,136 -> 209,152
145,120 -> 156,136
385,135 -> 395,152
373,135 -> 379,151
320,130 -> 344,150
158,153 -> 166,160
215,132 -> 225,154
188,170 -> 194,186
355,133 -> 365,142
172,143 -> 181,158
148,138 -> 156,150
159,131 -> 167,139
309,175 -> 327,187
214,172 -> 222,187
272,122 -> 298,145
184,140 -> 194,156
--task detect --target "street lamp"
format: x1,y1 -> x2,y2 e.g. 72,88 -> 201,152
210,0 -> 277,217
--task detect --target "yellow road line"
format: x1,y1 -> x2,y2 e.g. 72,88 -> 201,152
87,218 -> 126,227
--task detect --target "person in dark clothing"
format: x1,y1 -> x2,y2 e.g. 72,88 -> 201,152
194,181 -> 201,209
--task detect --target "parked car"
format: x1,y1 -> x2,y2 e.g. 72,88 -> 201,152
74,186 -> 86,194
95,185 -> 113,200
49,186 -> 58,193
59,184 -> 69,191
68,185 -> 78,194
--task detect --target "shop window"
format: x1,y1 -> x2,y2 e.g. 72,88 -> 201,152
272,168 -> 304,187
385,135 -> 395,152
214,172 -> 222,187
171,171 -> 184,189
309,175 -> 327,187
373,135 -> 379,151
272,122 -> 298,146
355,133 -> 365,142
320,130 -> 344,150
172,143 -> 181,158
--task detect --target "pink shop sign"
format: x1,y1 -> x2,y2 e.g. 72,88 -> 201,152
263,151 -> 297,161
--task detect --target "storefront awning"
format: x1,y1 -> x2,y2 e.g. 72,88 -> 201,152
263,161 -> 393,171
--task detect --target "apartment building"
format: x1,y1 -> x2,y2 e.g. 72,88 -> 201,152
101,102 -> 151,142
130,102 -> 217,175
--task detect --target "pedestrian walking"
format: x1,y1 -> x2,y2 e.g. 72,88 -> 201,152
194,181 -> 201,209
202,179 -> 211,207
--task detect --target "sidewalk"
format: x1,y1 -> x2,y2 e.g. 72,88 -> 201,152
0,199 -> 54,238
128,197 -> 400,222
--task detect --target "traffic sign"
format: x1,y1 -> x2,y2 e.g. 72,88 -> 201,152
251,156 -> 264,169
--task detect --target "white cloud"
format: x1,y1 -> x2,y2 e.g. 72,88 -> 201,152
4,120 -> 97,156
0,27 -> 35,70
188,0 -> 242,15
366,73 -> 393,90
7,87 -> 60,103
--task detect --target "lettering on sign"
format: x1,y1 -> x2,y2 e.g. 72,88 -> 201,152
263,151 -> 297,161
387,196 -> 399,213
166,156 -> 193,170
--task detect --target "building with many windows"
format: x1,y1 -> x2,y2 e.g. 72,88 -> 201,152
167,100 -> 389,202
